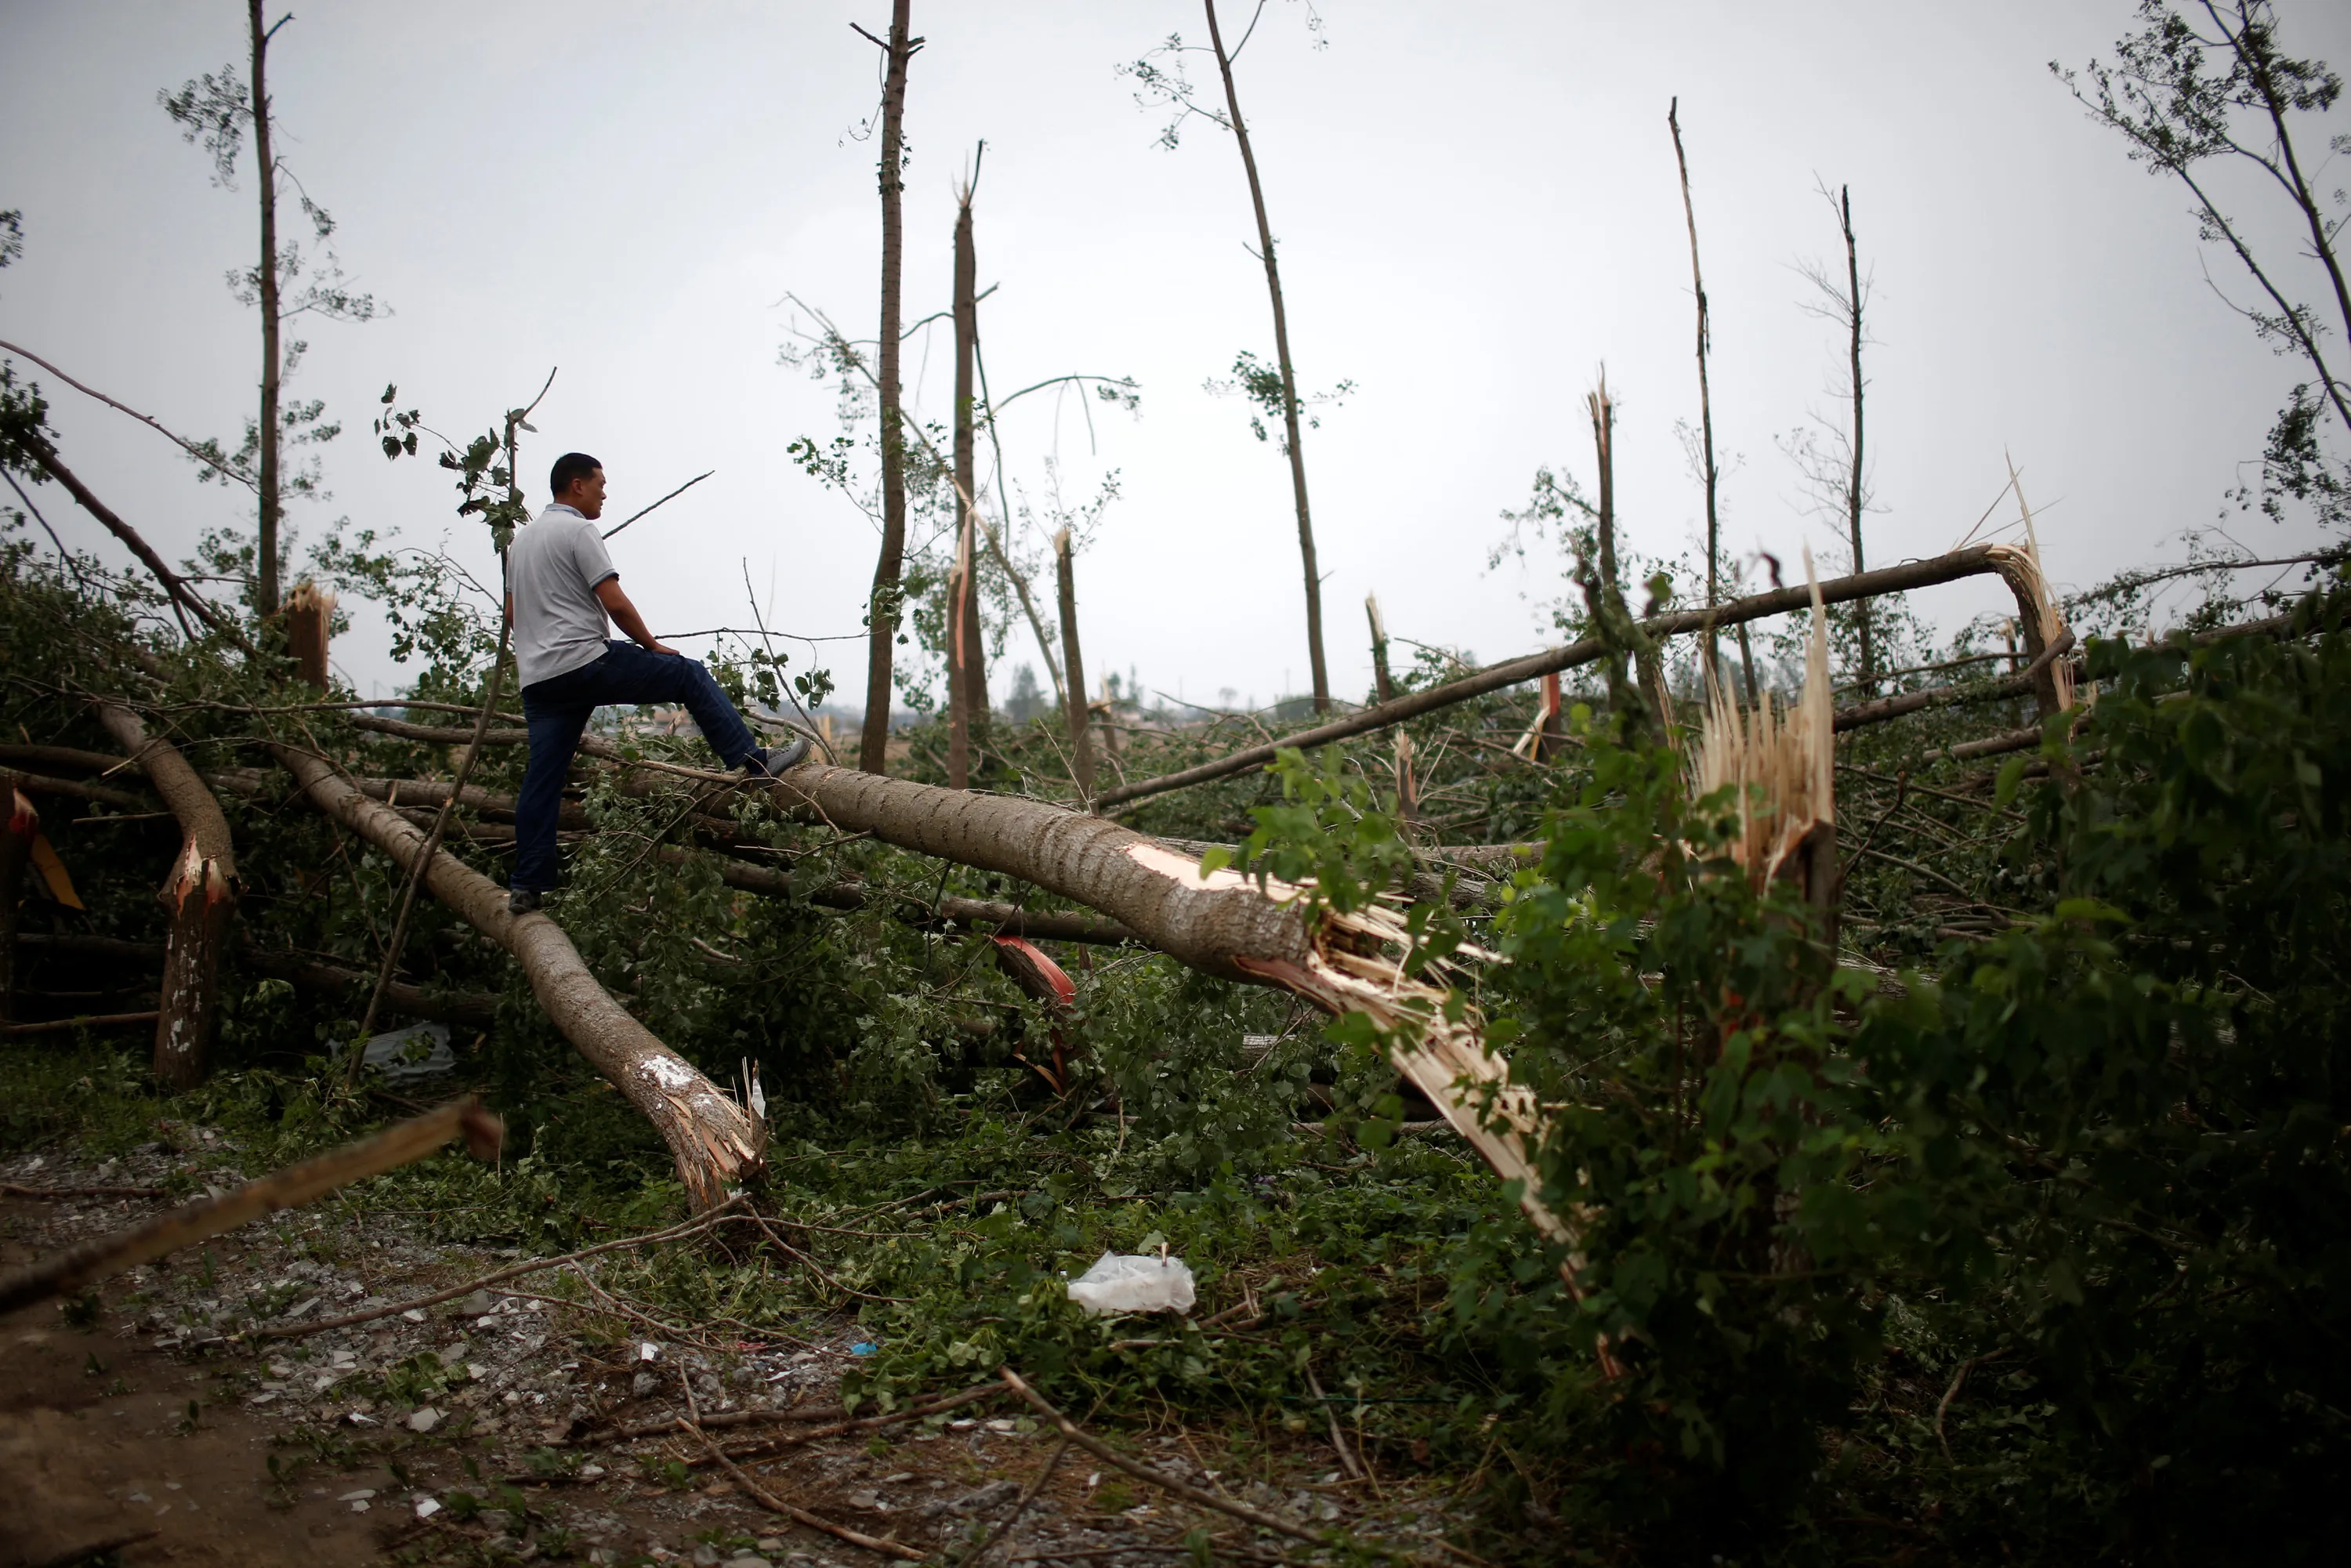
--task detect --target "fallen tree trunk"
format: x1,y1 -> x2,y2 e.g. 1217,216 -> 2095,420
358,796 -> 1143,944
8,770 -> 153,811
762,762 -> 1584,1277
12,932 -> 501,1028
1096,543 -> 2065,809
0,744 -> 139,775
96,705 -> 235,1089
270,744 -> 763,1207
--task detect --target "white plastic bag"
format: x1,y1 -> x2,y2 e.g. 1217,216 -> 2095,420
1065,1251 -> 1196,1316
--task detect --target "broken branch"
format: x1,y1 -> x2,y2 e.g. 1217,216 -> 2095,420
0,1099 -> 501,1315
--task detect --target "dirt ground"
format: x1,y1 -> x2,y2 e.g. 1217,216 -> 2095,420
1,1135 -> 1462,1568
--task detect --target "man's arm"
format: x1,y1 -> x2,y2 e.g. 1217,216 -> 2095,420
595,577 -> 678,657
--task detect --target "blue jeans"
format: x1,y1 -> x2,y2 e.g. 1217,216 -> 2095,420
510,641 -> 759,892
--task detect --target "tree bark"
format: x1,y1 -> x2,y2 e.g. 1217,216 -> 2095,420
1096,544 -> 2067,809
857,0 -> 918,775
1839,185 -> 1873,697
96,705 -> 236,1090
271,744 -> 763,1208
1203,0 -> 1328,715
248,0 -> 283,620
1053,529 -> 1096,800
948,171 -> 987,788
1366,593 -> 1395,704
1668,99 -> 1759,708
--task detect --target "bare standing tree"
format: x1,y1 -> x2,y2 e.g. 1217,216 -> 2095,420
161,2 -> 379,622
1125,1 -> 1335,713
851,2 -> 922,773
1668,98 -> 1760,707
1783,181 -> 1877,695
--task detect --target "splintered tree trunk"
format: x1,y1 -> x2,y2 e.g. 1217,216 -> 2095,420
97,706 -> 236,1089
1366,593 -> 1395,704
1054,529 -> 1096,798
248,0 -> 283,620
272,745 -> 762,1208
953,175 -> 987,771
858,0 -> 918,775
1203,0 -> 1329,715
763,762 -> 1585,1276
284,581 -> 332,689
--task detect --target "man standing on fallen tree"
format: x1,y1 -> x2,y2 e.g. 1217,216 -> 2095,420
504,452 -> 807,914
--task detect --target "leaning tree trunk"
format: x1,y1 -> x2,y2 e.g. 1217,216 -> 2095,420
97,705 -> 235,1089
270,744 -> 762,1208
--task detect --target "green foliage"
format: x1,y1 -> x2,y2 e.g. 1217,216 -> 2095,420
1466,591 -> 2351,1553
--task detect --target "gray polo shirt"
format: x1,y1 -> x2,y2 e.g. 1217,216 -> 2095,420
508,503 -> 620,688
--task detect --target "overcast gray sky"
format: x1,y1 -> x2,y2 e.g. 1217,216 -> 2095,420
5,1 -> 2347,712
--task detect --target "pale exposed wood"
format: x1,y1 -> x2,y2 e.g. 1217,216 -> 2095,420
96,704 -> 236,1089
1054,528 -> 1096,798
273,745 -> 763,1208
284,580 -> 334,689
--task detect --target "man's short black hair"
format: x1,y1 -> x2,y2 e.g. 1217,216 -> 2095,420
549,451 -> 603,499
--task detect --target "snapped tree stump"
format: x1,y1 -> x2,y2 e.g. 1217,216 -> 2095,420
96,705 -> 235,1089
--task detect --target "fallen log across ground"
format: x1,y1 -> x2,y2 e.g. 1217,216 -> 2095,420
757,760 -> 1590,1293
270,744 -> 765,1208
96,704 -> 235,1089
12,932 -> 501,1028
0,1099 -> 501,1315
1095,542 -> 2066,809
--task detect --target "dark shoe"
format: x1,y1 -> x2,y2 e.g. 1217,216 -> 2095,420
742,737 -> 812,777
508,889 -> 545,916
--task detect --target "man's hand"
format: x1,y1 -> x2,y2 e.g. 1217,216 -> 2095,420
594,577 -> 677,657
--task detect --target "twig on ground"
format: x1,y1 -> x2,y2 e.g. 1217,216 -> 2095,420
686,1383 -> 1005,1466
959,1432 -> 1072,1565
248,1194 -> 747,1341
746,1205 -> 913,1305
1305,1363 -> 1364,1483
1934,1347 -> 2008,1462
680,1417 -> 926,1561
999,1367 -> 1344,1550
